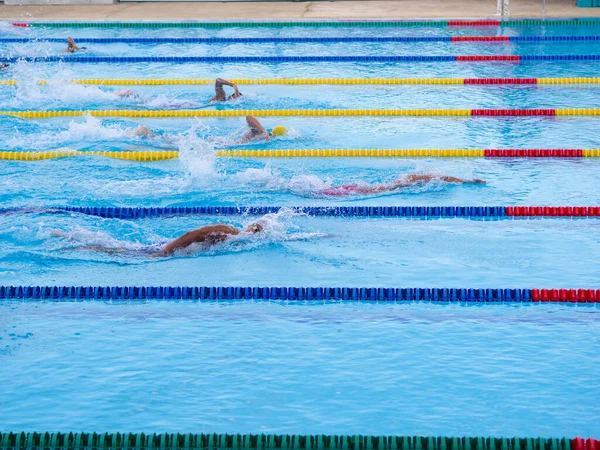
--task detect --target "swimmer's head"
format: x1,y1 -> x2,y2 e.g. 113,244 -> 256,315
268,126 -> 287,137
133,126 -> 151,138
245,223 -> 264,234
228,92 -> 242,100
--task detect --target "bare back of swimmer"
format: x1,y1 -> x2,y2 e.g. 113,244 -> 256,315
52,223 -> 264,257
321,174 -> 486,197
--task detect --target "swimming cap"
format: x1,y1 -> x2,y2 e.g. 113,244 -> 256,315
269,126 -> 287,137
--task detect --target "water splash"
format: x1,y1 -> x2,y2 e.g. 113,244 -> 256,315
46,207 -> 327,259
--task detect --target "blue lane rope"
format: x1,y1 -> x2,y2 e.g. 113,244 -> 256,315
2,36 -> 600,44
0,285 -> 535,302
1,205 -> 511,219
1,55 -> 600,64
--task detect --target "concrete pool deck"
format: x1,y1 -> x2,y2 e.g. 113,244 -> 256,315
1,0 -> 600,21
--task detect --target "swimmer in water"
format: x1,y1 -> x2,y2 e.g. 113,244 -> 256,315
51,222 -> 264,257
114,89 -> 139,99
239,115 -> 287,144
151,222 -> 263,257
321,174 -> 486,197
0,64 -> 9,71
128,125 -> 158,138
209,78 -> 242,103
61,36 -> 86,54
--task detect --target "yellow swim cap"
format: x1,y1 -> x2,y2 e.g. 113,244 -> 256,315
269,126 -> 287,137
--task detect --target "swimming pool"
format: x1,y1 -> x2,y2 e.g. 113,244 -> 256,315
1,19 -> 600,439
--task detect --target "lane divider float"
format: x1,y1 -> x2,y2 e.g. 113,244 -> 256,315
11,18 -> 600,27
2,55 -> 600,64
5,205 -> 600,219
0,150 -> 178,161
2,77 -> 600,86
1,286 -> 600,303
216,148 -> 600,157
2,35 -> 600,44
1,108 -> 598,118
5,149 -> 600,161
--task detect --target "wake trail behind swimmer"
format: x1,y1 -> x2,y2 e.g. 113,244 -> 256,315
51,222 -> 265,258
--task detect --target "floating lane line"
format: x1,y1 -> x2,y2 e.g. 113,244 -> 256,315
2,77 -> 600,86
1,286 -> 600,303
5,149 -> 600,161
216,149 -> 600,158
0,150 -> 179,161
2,36 -> 600,44
1,108 -> 599,118
11,18 -> 600,27
4,205 -> 600,218
1,55 -> 600,64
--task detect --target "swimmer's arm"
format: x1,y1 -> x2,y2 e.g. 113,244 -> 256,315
209,78 -> 236,103
216,78 -> 239,94
243,115 -> 270,142
153,225 -> 239,256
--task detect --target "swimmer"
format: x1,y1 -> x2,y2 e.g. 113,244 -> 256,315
321,174 -> 486,197
114,89 -> 139,99
209,78 -> 242,103
0,63 -> 9,71
127,125 -> 158,138
51,222 -> 264,257
239,115 -> 287,144
152,222 -> 263,256
61,36 -> 86,54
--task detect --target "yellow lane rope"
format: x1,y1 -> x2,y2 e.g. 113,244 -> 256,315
4,149 -> 600,161
2,77 -> 600,86
2,109 -> 600,119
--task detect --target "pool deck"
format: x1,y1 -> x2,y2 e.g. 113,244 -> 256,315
1,0 -> 600,21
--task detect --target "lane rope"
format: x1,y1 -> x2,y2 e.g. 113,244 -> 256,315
0,150 -> 178,161
5,205 -> 600,218
2,55 -> 600,64
11,18 -> 600,27
2,36 -> 600,44
1,108 -> 599,118
4,149 -> 600,161
3,77 -> 600,86
215,149 -> 600,158
0,287 -> 599,303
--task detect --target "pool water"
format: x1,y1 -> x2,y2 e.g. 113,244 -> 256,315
0,21 -> 599,437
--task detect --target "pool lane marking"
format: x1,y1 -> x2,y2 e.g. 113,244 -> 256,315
5,149 -> 600,161
1,55 -> 600,64
1,285 -> 600,303
0,150 -> 179,161
11,18 -> 600,27
1,108 -> 599,118
2,36 -> 600,44
3,77 -> 600,86
6,205 -> 600,219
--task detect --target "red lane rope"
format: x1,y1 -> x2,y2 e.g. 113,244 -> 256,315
451,36 -> 511,41
464,78 -> 538,84
505,206 -> 600,217
448,20 -> 502,26
456,55 -> 521,61
471,109 -> 556,116
484,149 -> 583,157
532,289 -> 600,302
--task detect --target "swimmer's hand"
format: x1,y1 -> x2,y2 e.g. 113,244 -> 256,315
471,178 -> 487,184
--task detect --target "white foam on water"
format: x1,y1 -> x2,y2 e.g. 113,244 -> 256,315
5,115 -> 130,150
45,208 -> 327,259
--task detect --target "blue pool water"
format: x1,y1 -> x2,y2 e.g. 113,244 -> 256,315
1,21 -> 600,436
